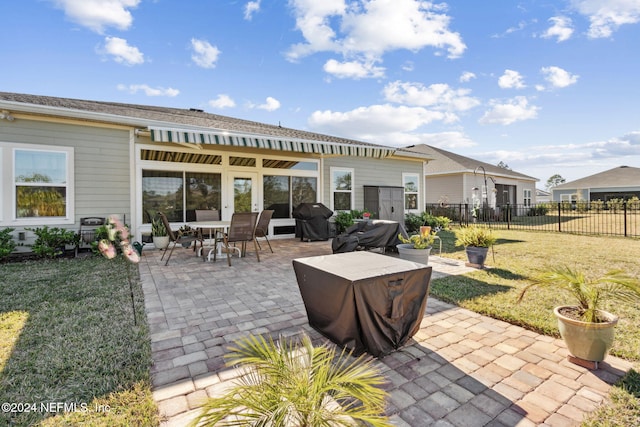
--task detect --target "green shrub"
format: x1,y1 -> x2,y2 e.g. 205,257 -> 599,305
25,226 -> 78,258
0,228 -> 16,259
404,212 -> 451,234
527,205 -> 549,216
334,211 -> 355,234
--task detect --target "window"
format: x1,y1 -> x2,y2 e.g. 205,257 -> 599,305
523,189 -> 532,207
263,175 -> 317,218
142,170 -> 221,223
403,173 -> 419,211
330,168 -> 353,211
5,144 -> 74,224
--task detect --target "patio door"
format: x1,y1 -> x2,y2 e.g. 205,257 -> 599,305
227,172 -> 259,216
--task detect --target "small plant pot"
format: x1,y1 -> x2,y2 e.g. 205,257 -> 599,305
465,246 -> 489,268
554,306 -> 618,362
152,236 -> 169,250
396,243 -> 431,265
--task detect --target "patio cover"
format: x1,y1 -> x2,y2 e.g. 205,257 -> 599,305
147,126 -> 396,159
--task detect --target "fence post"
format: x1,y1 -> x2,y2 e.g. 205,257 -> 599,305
557,203 -> 562,232
624,200 -> 628,237
506,204 -> 511,230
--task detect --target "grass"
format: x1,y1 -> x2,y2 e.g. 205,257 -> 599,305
0,255 -> 158,427
433,228 -> 640,426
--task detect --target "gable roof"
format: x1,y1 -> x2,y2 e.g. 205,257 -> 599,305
553,166 -> 640,189
403,144 -> 538,181
0,92 -> 426,160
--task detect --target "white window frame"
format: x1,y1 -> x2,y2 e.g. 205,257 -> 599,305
1,142 -> 74,226
330,167 -> 354,211
403,172 -> 420,212
523,189 -> 532,207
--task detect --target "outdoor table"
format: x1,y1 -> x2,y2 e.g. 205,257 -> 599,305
292,251 -> 432,357
187,220 -> 232,261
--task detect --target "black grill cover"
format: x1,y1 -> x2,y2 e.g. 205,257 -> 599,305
292,203 -> 333,219
293,203 -> 333,241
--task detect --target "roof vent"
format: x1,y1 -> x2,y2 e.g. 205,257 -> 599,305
189,108 -> 204,113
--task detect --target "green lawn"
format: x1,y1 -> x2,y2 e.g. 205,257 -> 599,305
0,255 -> 158,427
434,228 -> 640,426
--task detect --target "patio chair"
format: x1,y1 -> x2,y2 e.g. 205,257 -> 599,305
219,212 -> 260,266
195,209 -> 221,246
255,209 -> 274,253
158,212 -> 204,266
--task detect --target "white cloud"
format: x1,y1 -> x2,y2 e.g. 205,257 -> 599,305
308,103 -> 459,146
498,69 -> 526,89
541,66 -> 579,88
286,0 -> 466,67
571,0 -> 640,38
383,81 -> 480,114
117,84 -> 179,97
191,38 -> 221,69
252,96 -> 281,111
459,71 -> 476,83
51,0 -> 140,33
208,94 -> 236,109
244,0 -> 261,20
323,58 -> 385,79
410,131 -> 477,149
102,36 -> 144,65
542,16 -> 574,42
479,96 -> 539,125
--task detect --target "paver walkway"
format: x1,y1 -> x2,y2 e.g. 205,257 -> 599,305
138,238 -> 634,426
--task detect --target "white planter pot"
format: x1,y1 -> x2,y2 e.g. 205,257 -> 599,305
152,236 -> 170,250
554,305 -> 618,362
396,243 -> 431,265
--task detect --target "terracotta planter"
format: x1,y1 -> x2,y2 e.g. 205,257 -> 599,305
554,306 -> 618,362
396,243 -> 431,265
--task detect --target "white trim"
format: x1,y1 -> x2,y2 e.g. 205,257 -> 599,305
1,141 -> 74,226
330,167 -> 354,211
403,172 -> 420,213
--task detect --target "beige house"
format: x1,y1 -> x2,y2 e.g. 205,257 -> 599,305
404,144 -> 538,210
0,92 -> 431,249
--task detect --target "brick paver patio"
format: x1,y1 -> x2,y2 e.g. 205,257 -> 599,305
138,238 -> 634,426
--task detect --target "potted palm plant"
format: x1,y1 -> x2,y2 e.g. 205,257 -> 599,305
151,217 -> 169,250
454,225 -> 496,268
397,226 -> 435,265
191,332 -> 392,427
517,266 -> 640,364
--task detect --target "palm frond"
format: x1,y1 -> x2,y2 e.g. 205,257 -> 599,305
191,332 -> 392,427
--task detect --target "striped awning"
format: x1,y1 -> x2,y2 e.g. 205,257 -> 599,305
147,126 -> 395,159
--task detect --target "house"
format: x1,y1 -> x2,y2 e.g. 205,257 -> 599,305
551,166 -> 640,203
536,188 -> 551,203
403,144 -> 538,210
0,92 -> 431,249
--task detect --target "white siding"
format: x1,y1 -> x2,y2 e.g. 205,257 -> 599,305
0,119 -> 131,230
323,156 -> 423,211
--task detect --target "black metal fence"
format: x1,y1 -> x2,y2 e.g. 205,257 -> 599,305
424,201 -> 640,238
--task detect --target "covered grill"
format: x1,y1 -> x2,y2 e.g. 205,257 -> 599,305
293,203 -> 334,241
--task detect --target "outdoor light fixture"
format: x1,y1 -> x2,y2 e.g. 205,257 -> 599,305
0,110 -> 15,121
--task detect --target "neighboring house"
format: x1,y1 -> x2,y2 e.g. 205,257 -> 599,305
404,144 -> 538,210
0,92 -> 431,249
551,166 -> 640,203
536,189 -> 551,203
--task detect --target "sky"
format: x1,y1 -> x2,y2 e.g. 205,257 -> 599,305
2,0 -> 640,187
